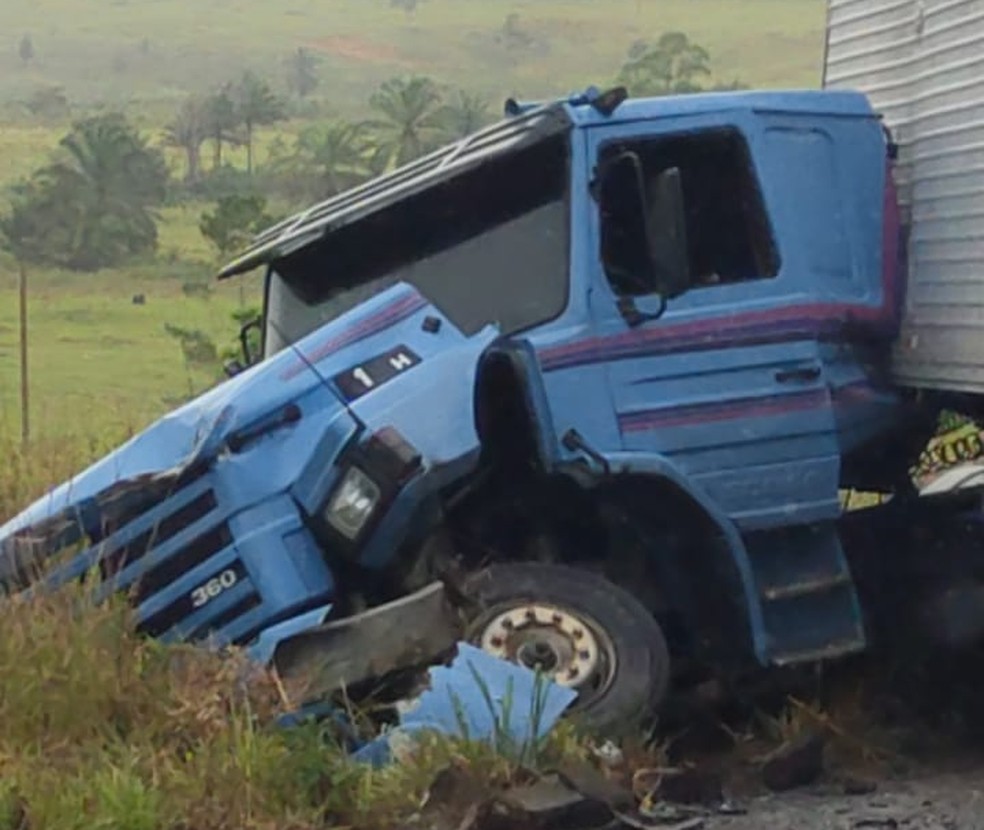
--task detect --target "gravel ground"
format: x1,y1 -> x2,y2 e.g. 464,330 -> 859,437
708,770 -> 984,830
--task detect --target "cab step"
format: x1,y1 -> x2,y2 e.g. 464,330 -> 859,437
742,522 -> 867,666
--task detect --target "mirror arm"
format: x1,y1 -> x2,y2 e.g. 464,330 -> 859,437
239,317 -> 261,366
616,294 -> 667,328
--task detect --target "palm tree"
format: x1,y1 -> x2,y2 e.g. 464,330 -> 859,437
37,113 -> 168,270
267,121 -> 373,202
162,96 -> 209,184
203,84 -> 242,171
285,47 -> 321,99
432,89 -> 495,142
300,121 -> 374,196
366,76 -> 444,170
233,71 -> 286,175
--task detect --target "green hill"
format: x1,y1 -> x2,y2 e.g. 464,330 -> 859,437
0,0 -> 827,115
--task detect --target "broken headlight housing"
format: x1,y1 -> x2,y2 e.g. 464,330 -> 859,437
323,466 -> 381,540
319,427 -> 423,547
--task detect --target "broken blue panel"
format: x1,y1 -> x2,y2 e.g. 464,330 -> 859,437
353,643 -> 577,765
248,603 -> 334,666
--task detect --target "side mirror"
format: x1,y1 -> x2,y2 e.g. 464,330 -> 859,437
647,167 -> 690,300
598,150 -> 658,296
238,317 -> 262,367
597,153 -> 690,308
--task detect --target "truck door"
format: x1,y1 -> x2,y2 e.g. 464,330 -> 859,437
581,116 -> 842,532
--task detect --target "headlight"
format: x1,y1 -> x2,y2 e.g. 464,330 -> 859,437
323,467 -> 381,540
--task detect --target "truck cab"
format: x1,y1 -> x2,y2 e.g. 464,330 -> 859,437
0,86 -> 920,732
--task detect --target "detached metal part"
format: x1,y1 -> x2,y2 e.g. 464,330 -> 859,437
269,585 -> 578,768
352,642 -> 578,765
272,581 -> 463,697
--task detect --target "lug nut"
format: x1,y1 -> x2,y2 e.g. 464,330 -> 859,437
567,667 -> 580,680
578,650 -> 590,661
572,629 -> 584,640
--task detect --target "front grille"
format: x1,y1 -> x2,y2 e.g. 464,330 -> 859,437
132,522 -> 231,604
190,592 -> 264,641
137,556 -> 260,641
85,478 -> 262,644
101,490 -> 218,579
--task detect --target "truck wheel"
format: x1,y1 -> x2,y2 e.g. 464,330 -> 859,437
461,562 -> 670,737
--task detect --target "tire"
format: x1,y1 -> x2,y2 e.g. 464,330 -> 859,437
462,562 -> 671,737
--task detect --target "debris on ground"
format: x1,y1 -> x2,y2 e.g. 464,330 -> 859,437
840,775 -> 879,796
761,732 -> 826,792
267,625 -> 984,829
632,765 -> 726,806
352,642 -> 578,765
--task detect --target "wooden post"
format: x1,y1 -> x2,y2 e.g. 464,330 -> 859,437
18,259 -> 29,444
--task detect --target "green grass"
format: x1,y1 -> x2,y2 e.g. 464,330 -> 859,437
0,263 -> 259,447
0,577 -> 594,830
0,0 -> 827,116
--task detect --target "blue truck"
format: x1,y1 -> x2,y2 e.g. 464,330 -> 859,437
4,4 -> 984,734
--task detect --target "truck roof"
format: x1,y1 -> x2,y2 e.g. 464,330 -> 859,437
563,88 -> 879,125
216,87 -> 878,280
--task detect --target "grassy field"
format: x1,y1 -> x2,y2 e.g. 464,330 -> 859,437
0,0 -> 828,115
0,274 -> 252,432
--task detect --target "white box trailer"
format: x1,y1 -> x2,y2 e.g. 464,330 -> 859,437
823,0 -> 984,393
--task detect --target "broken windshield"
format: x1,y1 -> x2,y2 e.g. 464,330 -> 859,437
262,132 -> 571,357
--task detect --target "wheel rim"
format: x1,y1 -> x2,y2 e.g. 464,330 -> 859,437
476,602 -> 616,700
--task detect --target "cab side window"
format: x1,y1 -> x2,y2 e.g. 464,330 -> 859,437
598,127 -> 779,297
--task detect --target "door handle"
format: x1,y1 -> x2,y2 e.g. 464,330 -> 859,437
775,365 -> 822,383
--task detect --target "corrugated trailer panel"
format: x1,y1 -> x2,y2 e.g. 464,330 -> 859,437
824,0 -> 920,201
825,0 -> 984,393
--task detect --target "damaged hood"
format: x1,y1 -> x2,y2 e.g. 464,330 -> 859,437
0,284 -> 459,543
0,334 -> 330,543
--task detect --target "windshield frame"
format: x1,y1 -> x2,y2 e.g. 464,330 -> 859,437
220,104 -> 572,281
259,130 -> 574,358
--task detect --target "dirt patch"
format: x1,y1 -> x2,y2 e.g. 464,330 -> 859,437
305,35 -> 416,68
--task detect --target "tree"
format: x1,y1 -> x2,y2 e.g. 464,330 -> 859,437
287,121 -> 373,199
203,84 -> 242,171
23,86 -> 70,121
9,114 -> 168,271
285,47 -> 320,99
432,89 -> 494,142
366,76 -> 444,170
199,194 -> 273,259
616,32 -> 713,97
18,34 -> 34,66
163,96 -> 209,184
233,71 -> 286,175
